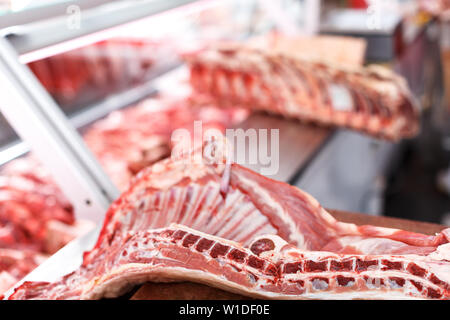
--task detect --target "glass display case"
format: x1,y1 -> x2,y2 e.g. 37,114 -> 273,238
0,0 -> 309,161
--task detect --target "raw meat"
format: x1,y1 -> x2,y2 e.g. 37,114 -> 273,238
0,158 -> 75,252
184,44 -> 420,140
27,38 -> 167,105
8,141 -> 449,299
8,224 -> 450,300
83,96 -> 247,190
0,96 -> 247,295
0,248 -> 46,295
0,157 -> 94,295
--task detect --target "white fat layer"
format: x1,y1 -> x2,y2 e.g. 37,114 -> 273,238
82,264 -> 427,300
251,234 -> 291,262
328,83 -> 353,111
331,236 -> 413,255
83,264 -> 271,300
189,183 -> 221,230
428,243 -> 450,261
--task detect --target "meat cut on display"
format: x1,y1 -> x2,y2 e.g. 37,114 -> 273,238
0,96 -> 247,295
0,157 -> 93,295
0,157 -> 75,252
185,44 -> 420,140
8,142 -> 449,299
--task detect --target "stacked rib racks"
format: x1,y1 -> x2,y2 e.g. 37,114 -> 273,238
8,143 -> 449,300
184,44 -> 420,140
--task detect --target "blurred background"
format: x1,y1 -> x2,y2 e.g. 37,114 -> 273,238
1,0 -> 450,293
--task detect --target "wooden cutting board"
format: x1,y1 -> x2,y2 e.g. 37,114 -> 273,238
130,210 -> 447,300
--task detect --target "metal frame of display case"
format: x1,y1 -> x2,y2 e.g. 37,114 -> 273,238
0,36 -> 118,222
3,0 -> 202,62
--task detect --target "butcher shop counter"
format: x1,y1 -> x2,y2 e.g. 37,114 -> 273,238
128,210 -> 447,300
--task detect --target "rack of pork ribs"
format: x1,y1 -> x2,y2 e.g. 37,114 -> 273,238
184,44 -> 420,140
7,142 -> 449,300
